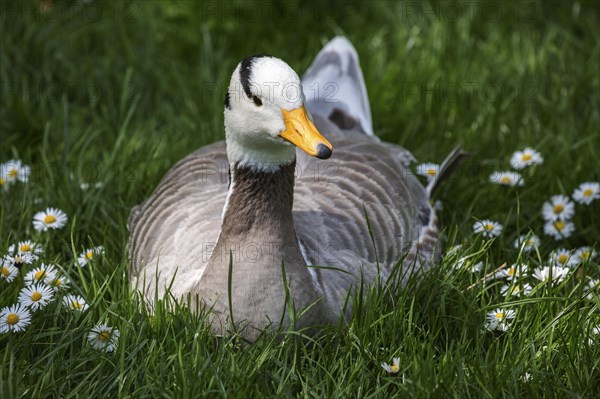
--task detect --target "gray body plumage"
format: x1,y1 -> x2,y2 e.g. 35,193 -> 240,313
128,117 -> 439,301
128,37 -> 454,338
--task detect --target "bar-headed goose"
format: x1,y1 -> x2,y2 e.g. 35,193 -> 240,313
129,37 -> 466,339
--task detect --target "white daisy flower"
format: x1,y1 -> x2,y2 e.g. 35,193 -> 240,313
470,261 -> 483,273
88,323 -> 119,352
46,273 -> 70,290
452,257 -> 483,273
0,159 -> 31,184
1,260 -> 18,283
572,182 -> 599,205
513,234 -> 540,253
0,304 -> 32,333
542,195 -> 575,222
489,171 -> 524,187
24,263 -> 58,286
510,148 -> 543,170
532,266 -> 569,285
500,283 -> 533,297
8,252 -> 35,268
381,357 -> 400,374
62,294 -> 89,312
451,257 -> 467,270
543,220 -> 575,240
8,240 -> 43,256
573,247 -> 597,264
549,248 -> 576,267
485,308 -> 516,332
473,219 -> 503,238
502,264 -> 528,280
416,163 -> 439,181
32,207 -> 68,231
18,284 -> 55,311
77,246 -> 105,267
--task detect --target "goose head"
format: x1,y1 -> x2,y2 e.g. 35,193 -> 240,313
224,55 -> 333,171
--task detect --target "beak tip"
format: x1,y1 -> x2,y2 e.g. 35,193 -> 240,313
316,144 -> 333,159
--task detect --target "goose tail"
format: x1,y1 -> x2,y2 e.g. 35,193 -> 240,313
426,147 -> 469,198
302,36 -> 374,137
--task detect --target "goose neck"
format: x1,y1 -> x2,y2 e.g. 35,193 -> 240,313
220,160 -> 296,239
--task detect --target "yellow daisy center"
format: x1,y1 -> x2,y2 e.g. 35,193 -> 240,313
99,331 -> 111,342
500,176 -> 512,184
8,168 -> 18,177
44,215 -> 57,224
85,251 -> 94,260
1,267 -> 9,277
580,251 -> 590,260
51,278 -> 62,287
554,221 -> 566,231
0,178 -> 5,186
7,313 -> 19,325
553,204 -> 564,214
20,244 -> 31,252
390,364 -> 400,373
31,291 -> 42,301
583,188 -> 593,197
507,268 -> 516,276
72,301 -> 82,310
484,223 -> 494,231
557,254 -> 568,264
495,312 -> 504,320
525,240 -> 533,246
426,169 -> 437,177
34,270 -> 46,280
521,153 -> 532,161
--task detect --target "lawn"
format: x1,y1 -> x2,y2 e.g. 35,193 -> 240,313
1,0 -> 599,397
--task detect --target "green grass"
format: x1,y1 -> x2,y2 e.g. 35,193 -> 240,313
1,0 -> 599,397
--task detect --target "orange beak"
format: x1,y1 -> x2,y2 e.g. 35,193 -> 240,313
278,106 -> 333,159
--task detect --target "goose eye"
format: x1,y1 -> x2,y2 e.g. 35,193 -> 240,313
252,95 -> 262,106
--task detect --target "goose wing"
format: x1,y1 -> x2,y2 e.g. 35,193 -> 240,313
302,36 -> 374,137
292,115 -> 439,307
128,141 -> 229,297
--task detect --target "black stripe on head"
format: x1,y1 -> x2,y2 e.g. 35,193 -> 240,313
239,54 -> 273,99
224,91 -> 231,110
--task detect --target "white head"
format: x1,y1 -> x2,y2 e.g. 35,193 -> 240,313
224,55 -> 332,172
